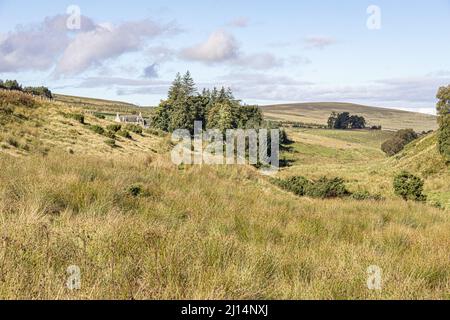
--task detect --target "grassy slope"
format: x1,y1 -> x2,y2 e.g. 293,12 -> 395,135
280,128 -> 449,208
0,90 -> 165,158
262,102 -> 438,132
54,94 -> 155,117
0,91 -> 449,299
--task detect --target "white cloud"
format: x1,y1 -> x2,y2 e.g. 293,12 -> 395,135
180,30 -> 283,70
304,36 -> 336,49
0,15 -> 95,72
180,30 -> 239,63
0,15 -> 177,76
56,19 -> 176,76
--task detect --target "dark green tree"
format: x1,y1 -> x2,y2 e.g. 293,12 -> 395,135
436,85 -> 450,161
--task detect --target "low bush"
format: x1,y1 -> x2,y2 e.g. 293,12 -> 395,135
117,130 -> 132,140
69,113 -> 85,124
104,131 -> 116,139
305,177 -> 350,199
276,176 -> 310,196
104,139 -> 116,148
146,128 -> 168,137
125,124 -> 143,135
89,125 -> 105,135
393,171 -> 427,202
94,113 -> 106,119
276,176 -> 351,199
106,124 -> 122,133
350,191 -> 385,201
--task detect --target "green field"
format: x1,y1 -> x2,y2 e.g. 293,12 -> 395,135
0,90 -> 449,299
262,102 -> 438,132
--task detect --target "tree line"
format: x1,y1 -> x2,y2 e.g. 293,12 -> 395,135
327,112 -> 370,129
0,79 -> 53,99
152,72 -> 264,134
437,85 -> 450,162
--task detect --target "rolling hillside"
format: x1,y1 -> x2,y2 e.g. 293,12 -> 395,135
0,90 -> 449,299
262,102 -> 438,132
54,94 -> 155,117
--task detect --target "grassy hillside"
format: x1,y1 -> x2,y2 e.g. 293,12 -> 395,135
262,102 -> 438,132
280,127 -> 449,209
54,94 -> 154,117
0,90 -> 165,158
0,91 -> 449,299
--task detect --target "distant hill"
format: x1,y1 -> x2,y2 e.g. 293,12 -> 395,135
54,94 -> 155,117
261,102 -> 438,132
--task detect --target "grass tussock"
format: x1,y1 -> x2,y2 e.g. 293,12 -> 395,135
0,152 -> 449,300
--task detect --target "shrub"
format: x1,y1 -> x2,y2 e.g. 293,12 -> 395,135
105,139 -> 116,148
106,124 -> 122,133
125,124 -> 143,135
70,113 -> 85,124
94,113 -> 106,119
104,131 -> 116,139
117,130 -> 132,139
89,125 -> 105,135
436,85 -> 450,161
146,128 -> 167,137
277,176 -> 310,196
437,115 -> 450,161
276,176 -> 351,199
393,171 -> 427,202
351,191 -> 384,201
305,177 -> 350,199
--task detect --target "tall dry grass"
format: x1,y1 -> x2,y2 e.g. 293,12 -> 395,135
0,152 -> 448,300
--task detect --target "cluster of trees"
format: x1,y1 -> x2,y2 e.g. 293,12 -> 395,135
381,129 -> 418,156
436,85 -> 450,161
327,112 -> 367,129
152,72 -> 263,134
0,79 -> 52,99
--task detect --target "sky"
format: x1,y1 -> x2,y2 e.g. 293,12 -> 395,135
0,0 -> 449,113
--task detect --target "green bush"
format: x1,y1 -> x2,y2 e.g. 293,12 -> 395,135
117,130 -> 132,139
127,185 -> 143,197
69,113 -> 85,124
393,171 -> 427,202
277,176 -> 350,199
106,124 -> 122,133
89,125 -> 105,135
104,131 -> 116,139
305,177 -> 350,199
105,139 -> 116,148
146,128 -> 168,137
277,176 -> 310,196
125,124 -> 143,135
437,115 -> 450,161
94,113 -> 106,119
351,191 -> 385,201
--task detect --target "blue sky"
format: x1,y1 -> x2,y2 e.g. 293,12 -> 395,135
0,0 -> 449,113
